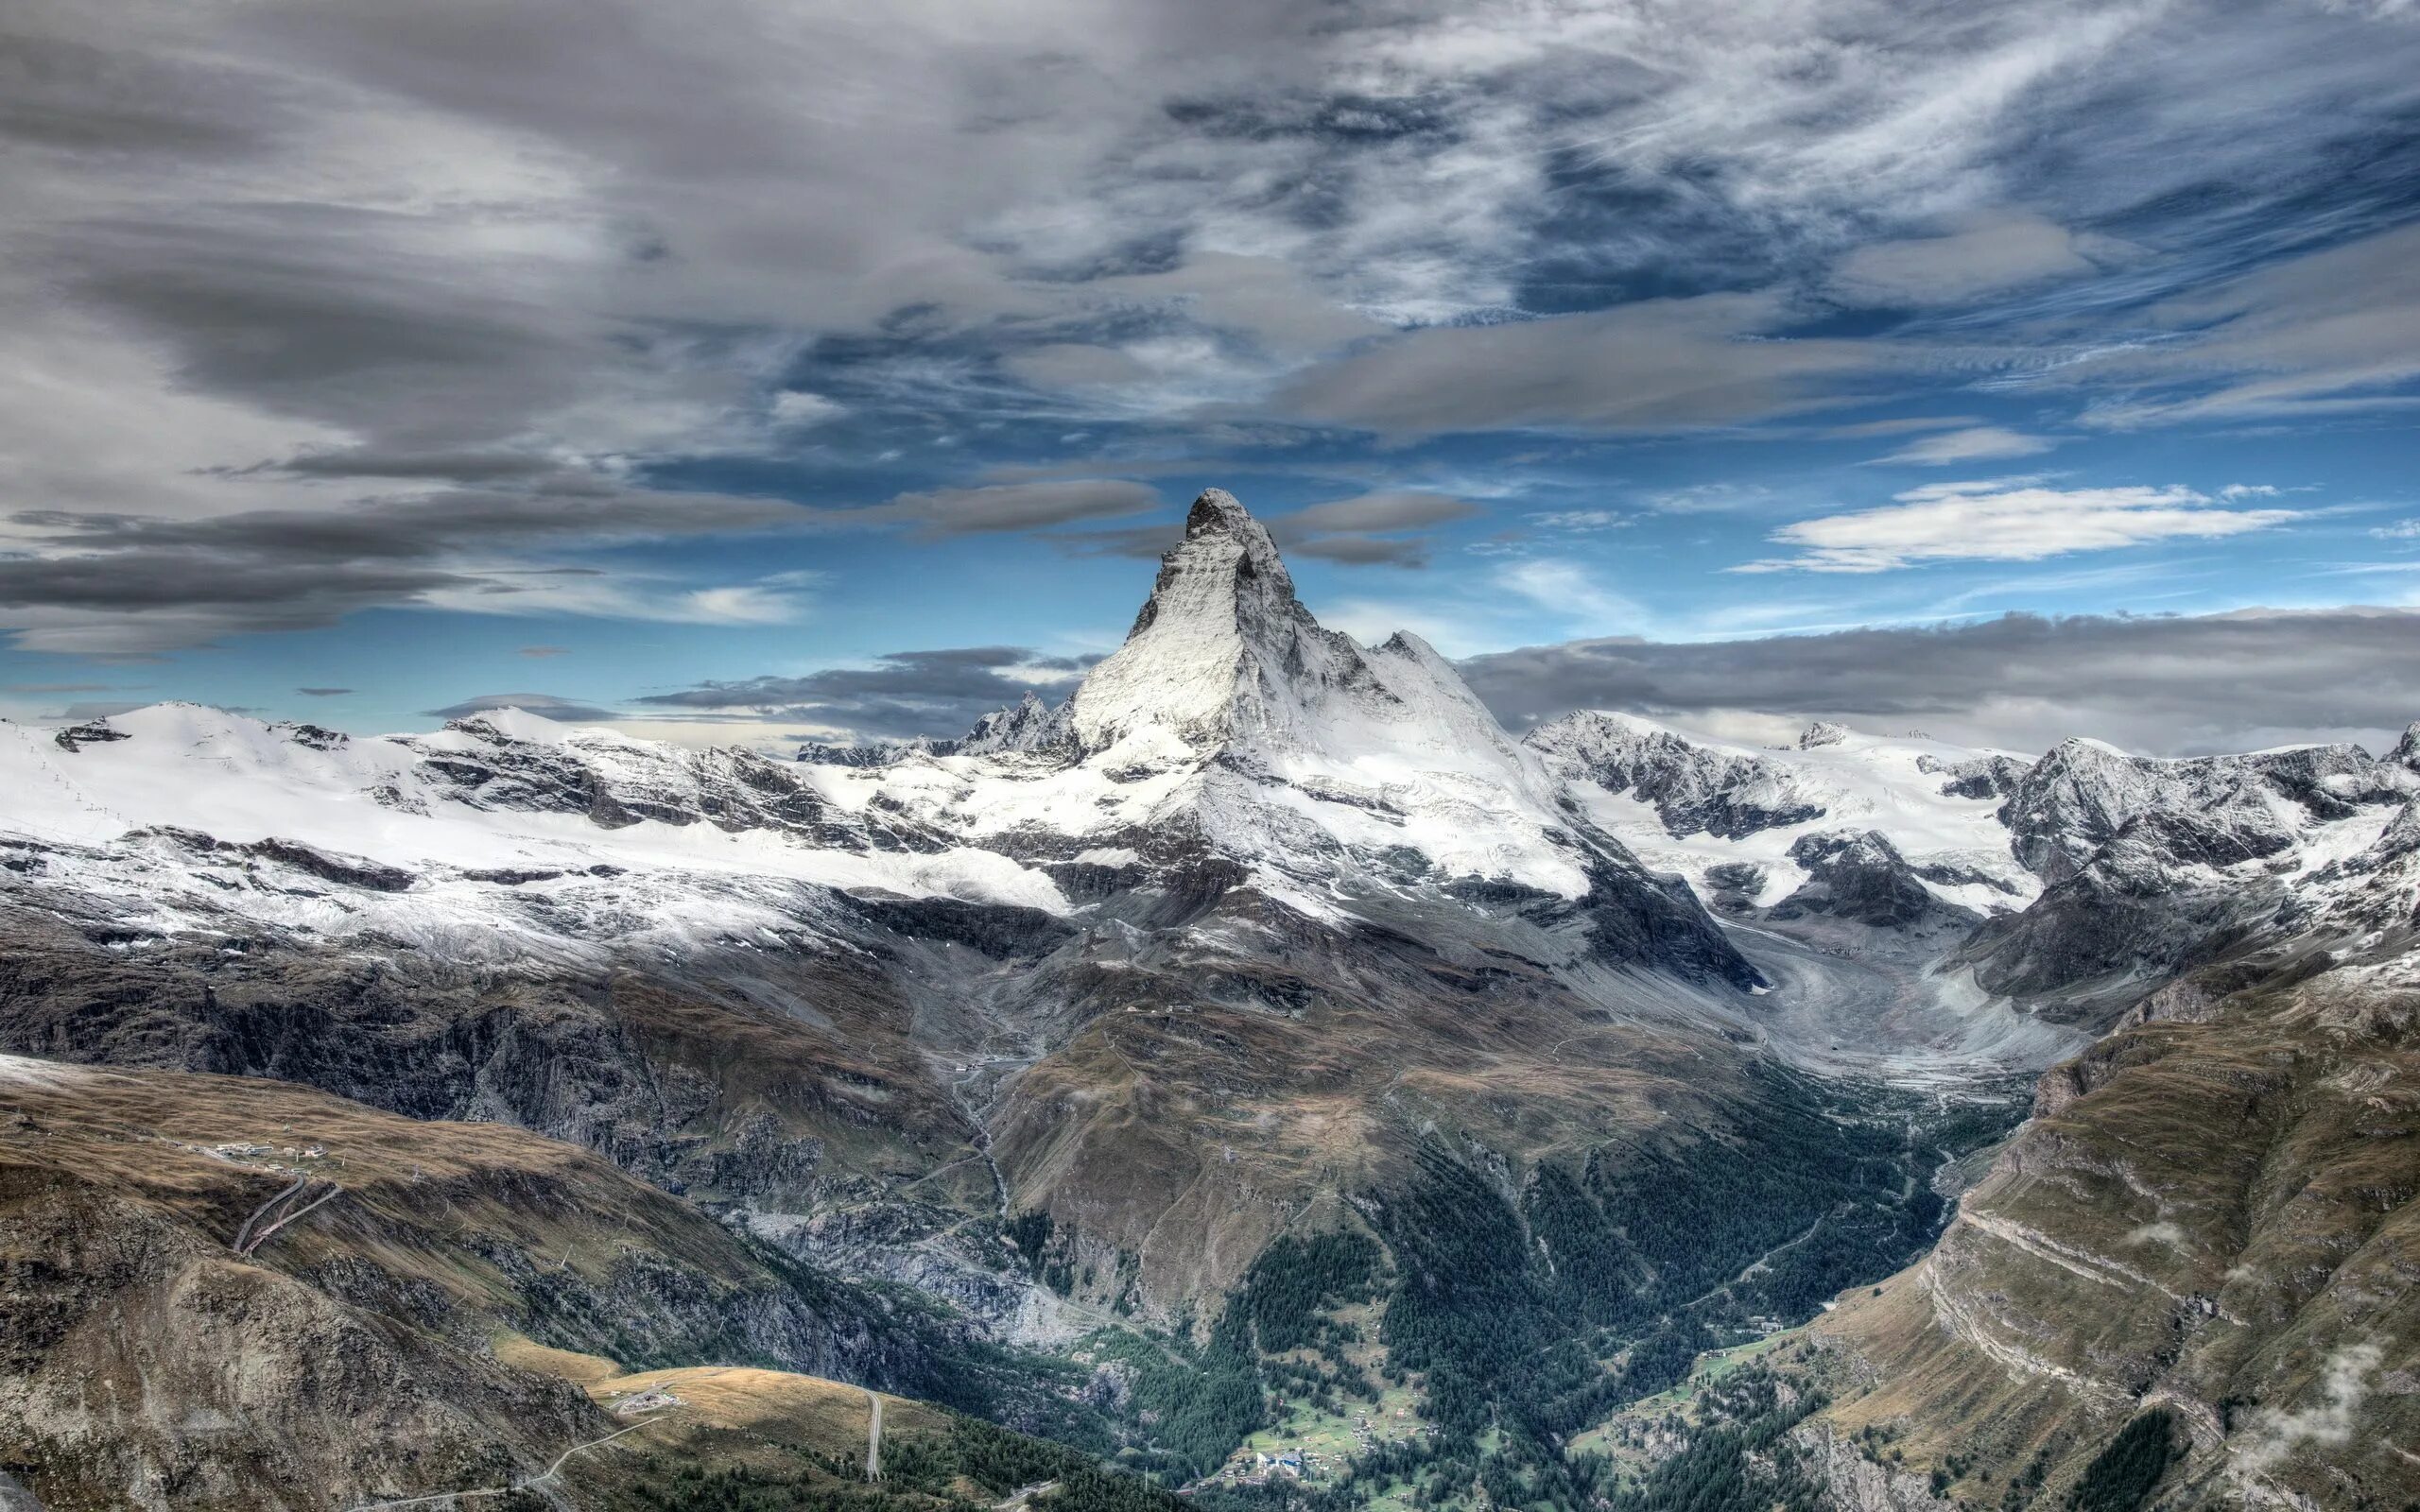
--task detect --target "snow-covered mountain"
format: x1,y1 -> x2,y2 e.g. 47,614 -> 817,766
1525,711 -> 2037,919
9,488 -> 2419,1051
9,489 -> 2420,1512
789,490 -> 1748,988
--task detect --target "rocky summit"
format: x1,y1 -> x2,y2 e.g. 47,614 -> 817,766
2,490 -> 2415,1511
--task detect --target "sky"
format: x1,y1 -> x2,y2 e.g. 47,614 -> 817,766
5,0 -> 2420,757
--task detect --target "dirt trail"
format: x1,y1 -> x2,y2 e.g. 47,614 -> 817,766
863,1386 -> 884,1481
342,1411 -> 673,1510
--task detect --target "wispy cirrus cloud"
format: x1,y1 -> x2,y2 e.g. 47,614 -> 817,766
1734,480 -> 2302,574
1871,426 -> 2056,467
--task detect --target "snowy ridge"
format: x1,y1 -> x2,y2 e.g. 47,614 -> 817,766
807,490 -> 1622,911
9,490 -> 2420,1076
2000,734 -> 2418,887
1526,712 -> 2038,915
0,703 -> 1063,960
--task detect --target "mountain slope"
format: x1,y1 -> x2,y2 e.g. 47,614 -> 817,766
1800,946 -> 2420,1511
5,488 -> 2420,1510
0,1054 -> 1081,1511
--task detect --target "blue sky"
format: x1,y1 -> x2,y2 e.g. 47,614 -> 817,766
5,0 -> 2420,753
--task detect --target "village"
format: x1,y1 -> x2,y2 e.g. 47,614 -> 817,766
1214,1403 -> 1429,1490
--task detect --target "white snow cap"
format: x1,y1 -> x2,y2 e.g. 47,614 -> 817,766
1070,488 -> 1370,754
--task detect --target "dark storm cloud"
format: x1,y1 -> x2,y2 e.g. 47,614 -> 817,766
263,449 -> 571,483
12,484 -> 802,562
424,692 -> 624,723
636,645 -> 1100,741
1459,610 -> 2420,756
49,204 -> 653,467
0,554 -> 466,616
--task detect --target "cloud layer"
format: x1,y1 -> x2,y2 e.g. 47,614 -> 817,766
4,0 -> 2418,711
635,645 -> 1098,741
1460,609 -> 2420,755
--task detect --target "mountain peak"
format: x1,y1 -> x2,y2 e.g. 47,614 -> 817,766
1147,487 -> 1296,623
1071,488 -> 1332,752
1184,484 -> 1274,543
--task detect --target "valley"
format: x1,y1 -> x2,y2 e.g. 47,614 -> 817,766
1,492 -> 2413,1511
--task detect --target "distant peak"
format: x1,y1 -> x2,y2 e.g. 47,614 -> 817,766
1798,720 -> 1849,749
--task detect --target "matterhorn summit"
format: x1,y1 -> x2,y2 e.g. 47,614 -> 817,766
1065,490 -> 1535,791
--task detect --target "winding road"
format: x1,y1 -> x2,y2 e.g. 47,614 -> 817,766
342,1410 -> 675,1511
863,1386 -> 885,1481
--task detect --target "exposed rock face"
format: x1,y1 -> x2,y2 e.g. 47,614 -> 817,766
1527,712 -> 1828,840
1793,1421 -> 1954,1512
1999,737 -> 2410,888
1071,489 -> 1357,754
1916,751 -> 2026,800
1774,831 -> 1977,932
959,692 -> 1074,758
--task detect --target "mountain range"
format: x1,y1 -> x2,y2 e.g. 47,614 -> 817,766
2,490 -> 2413,1512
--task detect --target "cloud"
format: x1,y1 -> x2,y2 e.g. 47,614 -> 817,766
1275,293 -> 1893,437
1529,509 -> 1631,532
838,479 -> 1158,537
1735,480 -> 2300,574
1830,214 -> 2114,307
295,686 -> 353,696
1458,607 -> 2420,755
1873,425 -> 2056,466
2233,1343 -> 2380,1475
1492,560 -> 1644,630
1056,490 -> 1480,567
2066,223 -> 2420,428
0,479 -> 812,651
1819,416 -> 1985,440
519,644 -> 570,658
769,391 -> 843,428
1645,483 -> 1773,515
636,644 -> 1100,741
424,692 -> 624,723
5,0 -> 2420,665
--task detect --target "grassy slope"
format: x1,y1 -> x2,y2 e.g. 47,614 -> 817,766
1806,958 -> 2420,1510
0,1059 -> 1136,1510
